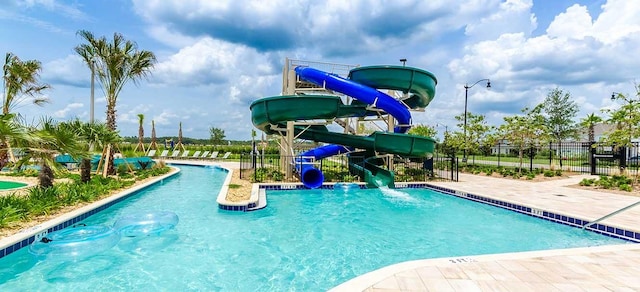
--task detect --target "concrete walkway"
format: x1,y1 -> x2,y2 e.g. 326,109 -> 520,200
332,174 -> 640,291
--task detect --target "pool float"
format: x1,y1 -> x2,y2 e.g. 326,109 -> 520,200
28,225 -> 120,261
113,211 -> 179,237
334,182 -> 360,191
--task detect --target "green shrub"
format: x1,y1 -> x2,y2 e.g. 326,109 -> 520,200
619,184 -> 633,192
579,178 -> 594,186
555,169 -> 562,176
543,170 -> 555,177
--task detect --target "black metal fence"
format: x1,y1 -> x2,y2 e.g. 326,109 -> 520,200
475,141 -> 640,176
239,153 -> 458,184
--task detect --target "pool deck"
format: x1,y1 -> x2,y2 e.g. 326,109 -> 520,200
331,173 -> 640,291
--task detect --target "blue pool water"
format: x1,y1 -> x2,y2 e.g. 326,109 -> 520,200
0,165 -> 627,291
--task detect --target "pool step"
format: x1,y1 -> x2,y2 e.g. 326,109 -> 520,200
247,188 -> 267,211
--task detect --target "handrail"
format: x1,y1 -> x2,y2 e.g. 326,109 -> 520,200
582,199 -> 640,229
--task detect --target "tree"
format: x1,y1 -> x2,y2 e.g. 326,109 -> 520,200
454,112 -> 493,160
580,113 -> 603,142
60,119 -> 119,183
75,30 -> 156,174
0,114 -> 31,169
210,126 -> 225,145
17,118 -> 86,188
542,88 -> 579,143
408,124 -> 437,139
602,87 -> 640,148
134,113 -> 145,153
498,105 -> 547,171
149,119 -> 158,150
2,52 -> 50,166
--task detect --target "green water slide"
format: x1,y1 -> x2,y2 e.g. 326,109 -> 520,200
250,65 -> 437,188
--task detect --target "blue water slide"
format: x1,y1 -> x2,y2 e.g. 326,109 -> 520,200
293,66 -> 412,188
295,145 -> 353,189
295,67 -> 412,133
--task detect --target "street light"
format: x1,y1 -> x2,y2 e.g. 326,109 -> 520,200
399,58 -> 407,66
463,79 -> 491,162
90,59 -> 95,123
611,91 -> 633,148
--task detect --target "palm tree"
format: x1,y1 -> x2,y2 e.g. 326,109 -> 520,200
0,114 -> 31,169
2,52 -> 50,166
149,119 -> 158,150
74,30 -> 156,175
580,113 -> 603,142
175,121 -> 184,151
134,113 -> 145,153
17,118 -> 86,188
60,120 -> 119,182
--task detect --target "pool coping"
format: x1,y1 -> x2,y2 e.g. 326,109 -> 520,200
0,167 -> 181,259
329,243 -> 640,292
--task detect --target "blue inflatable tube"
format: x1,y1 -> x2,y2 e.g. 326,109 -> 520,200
113,211 -> 179,237
296,145 -> 352,189
29,225 -> 121,261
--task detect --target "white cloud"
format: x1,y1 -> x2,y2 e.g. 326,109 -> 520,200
52,102 -> 83,118
465,0 -> 537,40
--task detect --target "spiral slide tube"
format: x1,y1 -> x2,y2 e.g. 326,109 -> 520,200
293,67 -> 411,188
249,65 -> 437,189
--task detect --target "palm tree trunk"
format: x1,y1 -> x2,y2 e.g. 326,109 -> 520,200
38,162 -> 54,188
80,158 -> 91,183
0,140 -> 8,169
106,105 -> 117,175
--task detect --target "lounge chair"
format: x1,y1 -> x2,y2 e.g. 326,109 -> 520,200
146,149 -> 157,157
200,151 -> 210,160
180,150 -> 190,159
220,152 -> 232,160
171,150 -> 181,158
158,150 -> 169,159
189,151 -> 201,159
209,151 -> 219,160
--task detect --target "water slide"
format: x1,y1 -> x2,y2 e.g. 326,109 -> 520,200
250,65 -> 437,188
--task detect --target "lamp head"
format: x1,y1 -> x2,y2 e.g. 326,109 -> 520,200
611,92 -> 616,100
486,80 -> 491,89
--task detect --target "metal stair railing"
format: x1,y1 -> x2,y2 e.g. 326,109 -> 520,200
582,199 -> 640,230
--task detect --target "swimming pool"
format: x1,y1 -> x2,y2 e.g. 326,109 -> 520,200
0,180 -> 28,190
0,165 -> 627,290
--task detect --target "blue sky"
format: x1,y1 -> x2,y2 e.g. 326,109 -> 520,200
1,0 -> 638,140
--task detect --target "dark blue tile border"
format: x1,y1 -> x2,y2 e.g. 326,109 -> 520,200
0,167 -> 185,260
395,183 -> 639,243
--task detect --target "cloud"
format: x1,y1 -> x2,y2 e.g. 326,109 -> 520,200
42,54 -> 91,87
152,37 -> 278,87
448,1 -> 640,96
52,102 -> 83,118
465,0 -> 537,40
132,0 -> 506,57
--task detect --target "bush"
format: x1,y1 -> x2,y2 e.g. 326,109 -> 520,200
543,170 -> 555,177
619,184 -> 633,192
579,178 -> 594,186
555,169 -> 563,176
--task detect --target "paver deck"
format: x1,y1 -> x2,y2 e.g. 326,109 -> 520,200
331,174 -> 640,291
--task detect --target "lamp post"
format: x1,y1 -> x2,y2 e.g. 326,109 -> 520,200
463,79 -> 491,162
611,91 -> 633,164
90,59 -> 95,123
399,58 -> 407,66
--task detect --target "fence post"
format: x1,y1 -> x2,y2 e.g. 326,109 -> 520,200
529,145 -> 534,172
548,141 -> 551,167
590,142 -> 596,175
